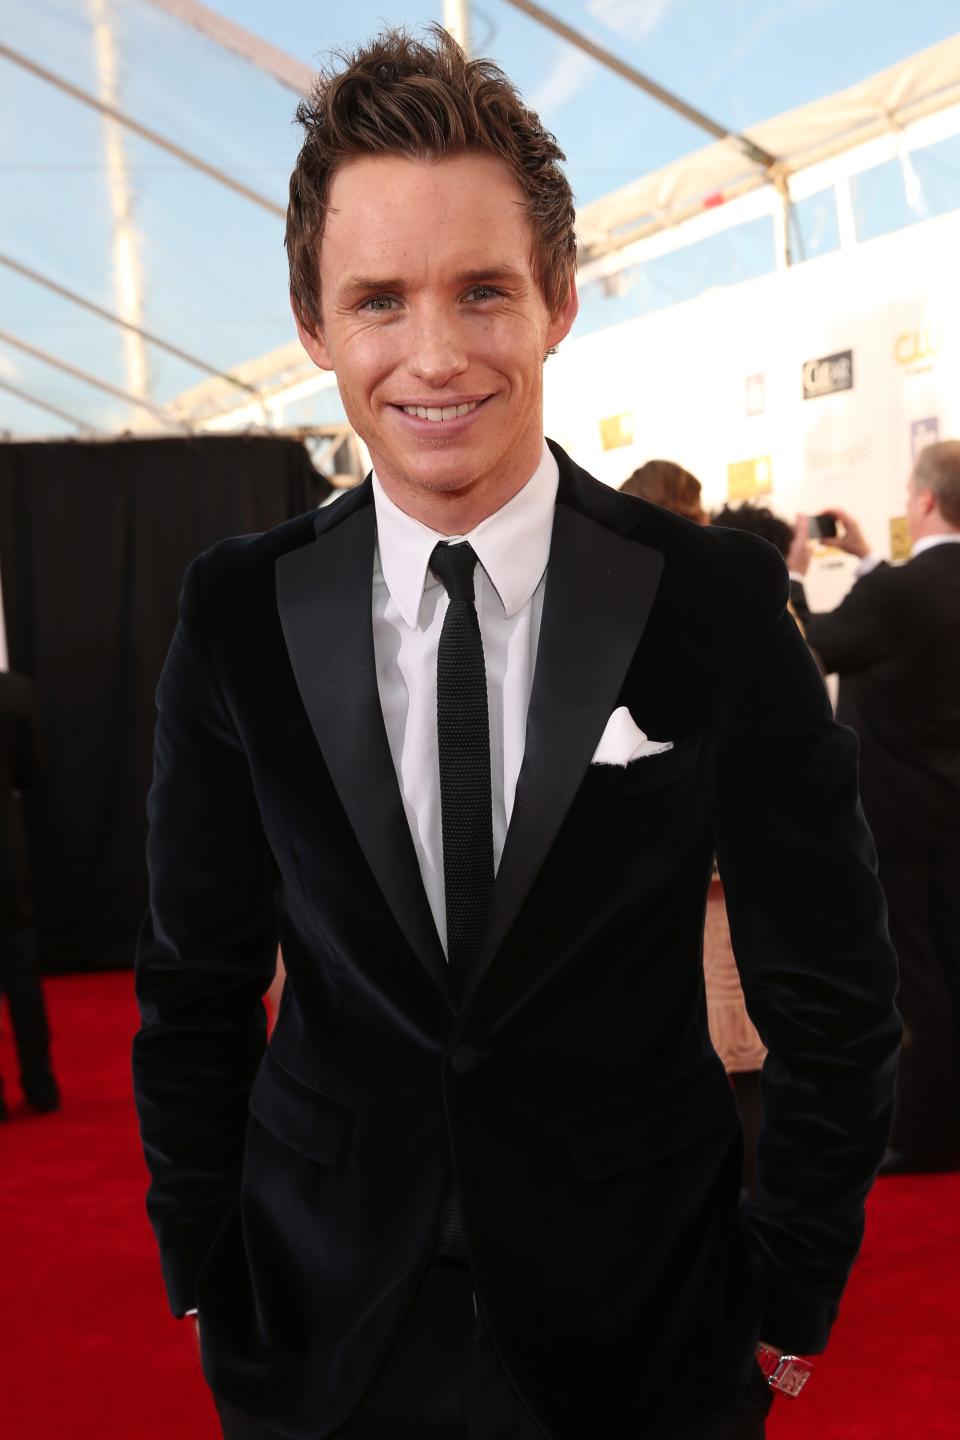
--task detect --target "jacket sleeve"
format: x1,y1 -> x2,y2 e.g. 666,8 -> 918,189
713,543 -> 900,1355
800,563 -> 893,675
132,552 -> 279,1317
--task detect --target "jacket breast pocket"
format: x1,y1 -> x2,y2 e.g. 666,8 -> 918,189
565,1057 -> 738,1181
585,734 -> 702,797
248,1050 -> 356,1165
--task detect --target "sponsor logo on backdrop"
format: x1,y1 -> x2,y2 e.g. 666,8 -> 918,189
727,456 -> 772,501
910,417 -> 940,457
889,516 -> 913,563
802,350 -> 853,400
805,438 -> 871,474
895,327 -> 942,373
745,373 -> 765,417
599,413 -> 633,451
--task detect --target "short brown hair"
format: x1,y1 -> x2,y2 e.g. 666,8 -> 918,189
912,440 -> 960,527
286,25 -> 577,334
619,460 -> 705,525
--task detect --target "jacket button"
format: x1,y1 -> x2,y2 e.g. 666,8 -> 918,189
450,1045 -> 480,1075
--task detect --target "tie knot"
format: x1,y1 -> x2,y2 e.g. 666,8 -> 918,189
430,542 -> 479,603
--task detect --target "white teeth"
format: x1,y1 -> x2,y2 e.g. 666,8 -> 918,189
401,401 -> 479,421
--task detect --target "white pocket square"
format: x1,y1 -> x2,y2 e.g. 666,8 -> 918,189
591,706 -> 674,767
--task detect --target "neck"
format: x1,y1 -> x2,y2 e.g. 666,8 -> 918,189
374,446 -> 544,535
914,517 -> 960,543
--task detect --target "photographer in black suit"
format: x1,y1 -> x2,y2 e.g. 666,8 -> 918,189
791,441 -> 960,1173
0,670 -> 59,1118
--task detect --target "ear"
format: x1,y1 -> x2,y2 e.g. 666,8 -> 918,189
292,298 -> 334,372
545,275 -> 579,351
917,485 -> 937,517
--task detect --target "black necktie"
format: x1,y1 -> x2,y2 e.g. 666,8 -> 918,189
430,541 -> 495,1005
430,541 -> 494,1259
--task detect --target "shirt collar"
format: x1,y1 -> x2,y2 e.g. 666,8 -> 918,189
911,533 -> 960,558
372,442 -> 559,628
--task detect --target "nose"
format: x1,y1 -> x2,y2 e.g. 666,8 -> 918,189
406,303 -> 468,389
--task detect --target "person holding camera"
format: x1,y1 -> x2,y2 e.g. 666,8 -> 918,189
789,441 -> 960,1175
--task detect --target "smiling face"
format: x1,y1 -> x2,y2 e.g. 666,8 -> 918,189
294,151 -> 578,531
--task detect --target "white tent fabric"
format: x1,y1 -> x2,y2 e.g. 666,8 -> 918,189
577,34 -> 960,260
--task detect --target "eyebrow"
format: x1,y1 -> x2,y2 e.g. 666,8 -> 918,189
456,267 -> 527,286
338,277 -> 403,297
337,266 -> 528,299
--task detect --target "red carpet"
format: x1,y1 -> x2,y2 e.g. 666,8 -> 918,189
1,971 -> 958,1438
0,973 -> 219,1439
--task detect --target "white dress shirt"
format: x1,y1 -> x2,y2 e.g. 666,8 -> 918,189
856,532 -> 960,577
910,533 -> 960,557
371,443 -> 558,955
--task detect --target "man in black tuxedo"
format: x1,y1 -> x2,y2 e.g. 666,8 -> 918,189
792,441 -> 960,1173
0,669 -> 58,1118
133,28 -> 899,1440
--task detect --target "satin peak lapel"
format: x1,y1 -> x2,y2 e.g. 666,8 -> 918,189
462,497 -> 664,1009
275,491 -> 452,1005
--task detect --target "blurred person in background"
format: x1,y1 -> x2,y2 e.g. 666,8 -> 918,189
710,503 -> 794,556
711,502 -> 814,641
790,440 -> 960,1174
630,484 -> 776,1195
134,29 -> 900,1440
708,500 -> 817,1193
0,669 -> 59,1118
710,503 -> 794,582
619,457 -> 706,524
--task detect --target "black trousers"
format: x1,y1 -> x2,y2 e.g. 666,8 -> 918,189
214,1262 -> 771,1440
0,916 -> 54,1097
880,846 -> 960,1164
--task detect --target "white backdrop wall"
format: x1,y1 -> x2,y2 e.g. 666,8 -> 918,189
546,208 -> 960,611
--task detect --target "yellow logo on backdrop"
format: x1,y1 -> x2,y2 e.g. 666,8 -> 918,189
889,517 -> 912,563
727,456 -> 772,501
894,327 -> 942,371
599,413 -> 634,451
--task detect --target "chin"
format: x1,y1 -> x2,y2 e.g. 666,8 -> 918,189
410,469 -> 482,496
393,454 -> 487,497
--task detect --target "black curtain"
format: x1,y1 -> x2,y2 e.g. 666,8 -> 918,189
0,436 -> 331,973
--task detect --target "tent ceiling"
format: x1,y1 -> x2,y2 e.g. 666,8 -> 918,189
577,33 -> 960,260
1,2 -> 958,438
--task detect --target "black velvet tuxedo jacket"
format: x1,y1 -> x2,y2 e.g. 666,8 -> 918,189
794,544 -> 960,855
133,444 -> 900,1440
